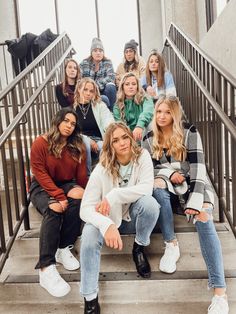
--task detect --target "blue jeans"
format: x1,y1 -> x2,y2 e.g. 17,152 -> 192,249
80,195 -> 160,298
152,187 -> 226,289
100,83 -> 116,111
82,135 -> 103,176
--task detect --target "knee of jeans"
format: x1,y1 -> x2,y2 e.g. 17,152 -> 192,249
154,178 -> 167,189
137,195 -> 160,218
194,208 -> 213,223
49,201 -> 63,213
105,83 -> 116,91
153,186 -> 170,202
67,187 -> 84,199
81,224 -> 103,250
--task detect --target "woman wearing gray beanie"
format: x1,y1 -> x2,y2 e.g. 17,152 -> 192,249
80,38 -> 116,111
115,39 -> 146,88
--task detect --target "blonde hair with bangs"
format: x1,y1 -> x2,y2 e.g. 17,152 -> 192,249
152,96 -> 186,161
100,122 -> 142,181
74,77 -> 101,108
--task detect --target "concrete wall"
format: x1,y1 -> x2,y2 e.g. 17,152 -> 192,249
0,0 -> 18,89
163,0 -> 198,42
138,0 -> 163,61
0,0 -> 17,41
200,0 -> 236,79
138,0 -> 207,62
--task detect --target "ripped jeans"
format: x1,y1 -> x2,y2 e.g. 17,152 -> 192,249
153,187 -> 226,289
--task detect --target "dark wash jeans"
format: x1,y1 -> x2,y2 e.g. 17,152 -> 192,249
29,179 -> 82,269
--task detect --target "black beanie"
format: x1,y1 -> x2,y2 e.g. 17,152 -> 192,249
124,39 -> 138,52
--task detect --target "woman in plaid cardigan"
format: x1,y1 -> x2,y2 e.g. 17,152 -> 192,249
142,95 -> 229,314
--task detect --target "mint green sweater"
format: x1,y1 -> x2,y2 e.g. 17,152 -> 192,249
113,97 -> 154,131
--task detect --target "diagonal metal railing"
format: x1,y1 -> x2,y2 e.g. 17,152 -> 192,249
163,23 -> 236,237
0,31 -> 75,273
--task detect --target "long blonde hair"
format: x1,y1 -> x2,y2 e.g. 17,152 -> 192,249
74,77 -> 101,108
116,72 -> 146,121
152,96 -> 186,161
100,122 -> 142,181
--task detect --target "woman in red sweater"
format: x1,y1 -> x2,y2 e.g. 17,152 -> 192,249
29,107 -> 87,298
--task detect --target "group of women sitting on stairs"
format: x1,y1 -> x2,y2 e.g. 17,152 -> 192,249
29,37 -> 229,314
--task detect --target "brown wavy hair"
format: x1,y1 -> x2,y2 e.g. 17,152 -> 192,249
73,77 -> 101,108
146,51 -> 166,88
46,107 -> 84,162
152,95 -> 186,161
116,72 -> 146,122
100,122 -> 142,181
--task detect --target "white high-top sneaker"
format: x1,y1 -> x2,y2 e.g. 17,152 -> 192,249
208,295 -> 229,314
39,264 -> 71,297
55,245 -> 80,271
159,241 -> 180,273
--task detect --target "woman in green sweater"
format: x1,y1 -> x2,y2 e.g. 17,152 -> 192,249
113,72 -> 154,142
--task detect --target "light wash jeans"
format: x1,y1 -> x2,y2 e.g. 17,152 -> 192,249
82,135 -> 103,176
80,195 -> 160,298
152,187 -> 226,289
100,83 -> 116,111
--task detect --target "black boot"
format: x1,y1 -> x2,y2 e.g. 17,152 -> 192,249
132,242 -> 151,278
84,296 -> 100,314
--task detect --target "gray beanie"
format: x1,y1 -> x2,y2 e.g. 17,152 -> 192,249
90,37 -> 104,53
124,39 -> 138,52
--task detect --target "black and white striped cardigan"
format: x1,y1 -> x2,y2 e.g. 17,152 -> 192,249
142,123 -> 214,212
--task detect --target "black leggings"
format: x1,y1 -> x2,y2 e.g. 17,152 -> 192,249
30,179 -> 82,269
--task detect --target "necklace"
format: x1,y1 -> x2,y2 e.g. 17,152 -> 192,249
78,103 -> 91,119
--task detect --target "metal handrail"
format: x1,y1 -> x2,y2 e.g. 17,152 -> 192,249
163,23 -> 236,237
0,32 -> 75,273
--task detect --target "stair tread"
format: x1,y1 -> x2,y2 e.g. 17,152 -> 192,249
0,301 -> 236,314
0,279 -> 236,303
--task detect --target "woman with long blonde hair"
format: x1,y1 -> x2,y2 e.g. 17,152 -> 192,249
143,95 -> 229,314
113,72 -> 154,142
74,77 -> 114,175
29,108 -> 87,298
79,122 -> 160,313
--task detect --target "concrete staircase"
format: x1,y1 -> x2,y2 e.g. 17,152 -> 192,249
0,205 -> 236,314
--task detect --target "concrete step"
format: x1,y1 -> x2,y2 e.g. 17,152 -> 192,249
2,302 -> 236,314
1,302 -> 236,314
0,280 -> 236,313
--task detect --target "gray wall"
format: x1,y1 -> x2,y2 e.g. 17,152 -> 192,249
0,0 -> 17,41
200,0 -> 236,79
0,0 -> 18,89
138,0 -> 207,61
139,0 -> 163,61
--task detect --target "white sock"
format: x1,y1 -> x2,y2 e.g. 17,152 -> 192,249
85,292 -> 98,301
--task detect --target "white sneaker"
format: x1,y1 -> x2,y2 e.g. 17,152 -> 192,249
208,295 -> 229,314
159,241 -> 180,273
55,245 -> 80,271
39,264 -> 71,297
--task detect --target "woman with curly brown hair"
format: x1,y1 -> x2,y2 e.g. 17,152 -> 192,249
29,108 -> 87,298
113,72 -> 154,142
55,58 -> 81,108
79,122 -> 160,313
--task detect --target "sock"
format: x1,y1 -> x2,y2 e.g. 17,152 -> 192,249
85,292 -> 98,301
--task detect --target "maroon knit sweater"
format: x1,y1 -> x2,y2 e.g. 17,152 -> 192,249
30,136 -> 87,201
